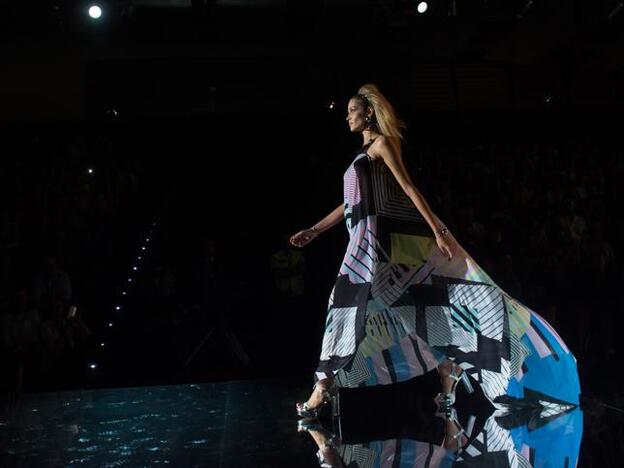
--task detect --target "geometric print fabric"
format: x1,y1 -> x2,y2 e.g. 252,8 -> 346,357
315,144 -> 580,411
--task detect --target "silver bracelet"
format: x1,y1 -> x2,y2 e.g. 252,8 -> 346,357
436,226 -> 449,237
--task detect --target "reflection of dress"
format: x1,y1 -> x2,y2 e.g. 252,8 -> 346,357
333,407 -> 583,467
338,439 -> 455,467
315,140 -> 580,412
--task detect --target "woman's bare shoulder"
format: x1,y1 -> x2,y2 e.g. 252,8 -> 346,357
372,135 -> 399,160
374,134 -> 389,147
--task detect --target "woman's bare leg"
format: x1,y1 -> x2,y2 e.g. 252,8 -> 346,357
299,376 -> 334,410
442,417 -> 468,452
301,425 -> 344,467
437,359 -> 462,394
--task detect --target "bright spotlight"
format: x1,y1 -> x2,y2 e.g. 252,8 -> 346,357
417,2 -> 428,14
88,5 -> 103,19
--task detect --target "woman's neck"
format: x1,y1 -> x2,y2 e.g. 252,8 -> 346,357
362,130 -> 380,146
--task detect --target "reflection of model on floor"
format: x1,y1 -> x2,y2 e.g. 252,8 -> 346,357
297,418 -> 345,468
296,360 -> 471,453
296,403 -> 583,467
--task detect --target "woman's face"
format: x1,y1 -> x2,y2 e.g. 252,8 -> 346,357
346,98 -> 369,133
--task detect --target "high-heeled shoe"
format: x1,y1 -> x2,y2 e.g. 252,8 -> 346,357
434,361 -> 473,409
297,418 -> 343,468
296,380 -> 336,418
435,406 -> 468,454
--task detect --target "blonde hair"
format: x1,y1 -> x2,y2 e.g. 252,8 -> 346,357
354,83 -> 407,156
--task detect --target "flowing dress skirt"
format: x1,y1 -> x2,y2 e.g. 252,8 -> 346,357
315,147 -> 580,415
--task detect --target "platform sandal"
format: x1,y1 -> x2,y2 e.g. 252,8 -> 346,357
434,361 -> 474,409
296,380 -> 336,418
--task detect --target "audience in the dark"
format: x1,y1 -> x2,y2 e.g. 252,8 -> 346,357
0,130 -> 147,399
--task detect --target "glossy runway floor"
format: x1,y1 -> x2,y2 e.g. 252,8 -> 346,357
0,374 -> 617,467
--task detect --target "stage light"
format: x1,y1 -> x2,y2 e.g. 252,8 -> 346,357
137,256 -> 142,260
145,238 -> 150,242
115,305 -> 121,310
127,278 -> 132,282
122,291 -> 127,296
132,266 -> 138,271
100,342 -> 105,347
87,168 -> 94,174
417,2 -> 428,14
89,363 -> 98,369
141,246 -> 146,250
329,101 -> 335,109
108,322 -> 113,327
87,5 -> 103,19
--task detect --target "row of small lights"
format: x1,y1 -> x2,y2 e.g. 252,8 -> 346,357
88,215 -> 158,372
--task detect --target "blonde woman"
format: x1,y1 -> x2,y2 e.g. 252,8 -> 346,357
291,84 -> 579,456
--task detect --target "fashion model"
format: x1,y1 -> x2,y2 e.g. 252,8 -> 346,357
290,83 -> 580,459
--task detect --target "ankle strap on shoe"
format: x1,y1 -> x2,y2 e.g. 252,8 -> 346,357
321,436 -> 338,450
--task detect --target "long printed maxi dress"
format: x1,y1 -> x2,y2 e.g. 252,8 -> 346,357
315,141 -> 580,412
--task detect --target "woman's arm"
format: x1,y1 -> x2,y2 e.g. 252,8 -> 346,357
290,203 -> 344,247
310,203 -> 344,235
374,137 -> 446,236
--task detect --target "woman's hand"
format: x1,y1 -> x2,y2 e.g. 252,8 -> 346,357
436,233 -> 454,260
289,228 -> 318,248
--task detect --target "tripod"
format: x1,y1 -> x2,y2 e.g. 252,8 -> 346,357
183,286 -> 252,370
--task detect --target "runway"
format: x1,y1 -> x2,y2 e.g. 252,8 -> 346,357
1,373 -> 592,467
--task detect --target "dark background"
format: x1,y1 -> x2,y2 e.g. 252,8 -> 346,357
1,0 -> 623,401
